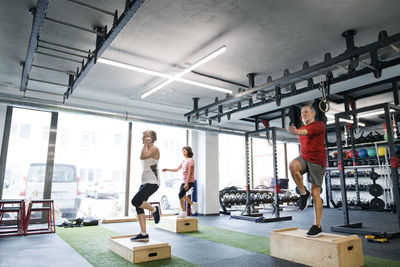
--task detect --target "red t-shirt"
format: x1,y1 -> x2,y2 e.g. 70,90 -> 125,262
298,121 -> 326,166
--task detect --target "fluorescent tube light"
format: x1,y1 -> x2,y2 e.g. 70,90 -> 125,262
141,45 -> 227,98
357,109 -> 396,118
98,54 -> 232,95
327,119 -> 366,127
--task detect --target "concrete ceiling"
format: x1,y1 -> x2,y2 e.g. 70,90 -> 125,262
1,0 -> 400,129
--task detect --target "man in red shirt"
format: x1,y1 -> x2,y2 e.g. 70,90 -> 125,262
289,105 -> 326,237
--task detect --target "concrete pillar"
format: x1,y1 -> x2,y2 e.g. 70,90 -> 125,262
190,130 -> 219,215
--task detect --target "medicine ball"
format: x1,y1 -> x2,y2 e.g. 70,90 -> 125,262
332,161 -> 338,167
346,160 -> 353,166
332,152 -> 338,159
343,151 -> 349,159
348,150 -> 358,158
358,149 -> 367,158
395,146 -> 400,155
377,147 -> 386,156
367,148 -> 377,157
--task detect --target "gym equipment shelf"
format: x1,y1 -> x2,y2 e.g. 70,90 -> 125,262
330,103 -> 400,239
230,127 -> 293,223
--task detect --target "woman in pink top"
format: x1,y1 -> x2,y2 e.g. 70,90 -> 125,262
162,146 -> 197,217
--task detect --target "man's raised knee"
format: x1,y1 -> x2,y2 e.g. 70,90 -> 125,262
289,160 -> 300,173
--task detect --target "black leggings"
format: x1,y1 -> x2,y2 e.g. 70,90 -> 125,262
178,182 -> 194,199
131,183 -> 159,214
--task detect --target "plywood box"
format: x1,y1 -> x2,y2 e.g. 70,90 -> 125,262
102,216 -> 137,224
155,216 -> 198,233
270,227 -> 363,267
109,235 -> 171,263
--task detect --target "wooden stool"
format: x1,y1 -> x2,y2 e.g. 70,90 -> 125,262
24,200 -> 55,235
0,199 -> 25,237
148,202 -> 161,220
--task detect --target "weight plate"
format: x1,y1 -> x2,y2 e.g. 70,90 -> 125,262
370,172 -> 379,181
370,198 -> 385,211
368,184 -> 384,197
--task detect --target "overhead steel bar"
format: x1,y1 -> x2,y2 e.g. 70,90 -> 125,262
0,92 -> 246,136
32,64 -> 75,75
38,45 -> 88,58
25,88 -> 66,97
190,54 -> 400,122
191,71 -> 249,88
28,78 -> 70,87
39,39 -> 92,54
36,50 -> 82,63
66,0 -> 115,16
185,31 -> 400,119
44,16 -> 106,36
20,0 -> 49,92
65,0 -> 145,98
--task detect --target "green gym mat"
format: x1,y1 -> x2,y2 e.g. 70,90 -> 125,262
56,226 -> 197,267
183,224 -> 269,255
182,224 -> 400,267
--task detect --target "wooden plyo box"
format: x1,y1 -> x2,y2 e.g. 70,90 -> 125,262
102,216 -> 137,224
155,216 -> 198,233
109,235 -> 171,263
270,227 -> 363,267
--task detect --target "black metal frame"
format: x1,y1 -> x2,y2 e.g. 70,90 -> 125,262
185,30 -> 400,124
19,0 -> 145,101
331,103 -> 400,238
20,0 -> 49,92
230,127 -> 292,222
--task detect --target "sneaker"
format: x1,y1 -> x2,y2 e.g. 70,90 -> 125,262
177,212 -> 187,218
306,225 -> 322,237
191,202 -> 198,215
298,189 -> 311,211
152,206 -> 160,224
130,233 -> 149,242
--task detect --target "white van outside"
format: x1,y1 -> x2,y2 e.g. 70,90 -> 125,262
19,163 -> 81,219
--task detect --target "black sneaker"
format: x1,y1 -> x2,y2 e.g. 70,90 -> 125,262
153,206 -> 160,224
298,189 -> 311,211
306,225 -> 322,237
130,233 -> 149,242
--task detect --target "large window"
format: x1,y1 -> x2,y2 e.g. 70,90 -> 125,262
54,112 -> 128,219
129,122 -> 187,215
3,108 -> 51,200
218,134 -> 246,190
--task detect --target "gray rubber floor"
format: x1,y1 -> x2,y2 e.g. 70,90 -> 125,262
0,233 -> 92,267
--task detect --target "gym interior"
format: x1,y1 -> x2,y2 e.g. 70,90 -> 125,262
1,1 -> 400,266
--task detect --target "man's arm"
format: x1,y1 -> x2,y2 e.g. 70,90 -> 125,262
289,125 -> 308,136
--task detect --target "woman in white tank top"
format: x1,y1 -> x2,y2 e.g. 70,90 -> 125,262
130,130 -> 161,242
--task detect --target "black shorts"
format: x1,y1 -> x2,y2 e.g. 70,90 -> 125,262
178,182 -> 194,199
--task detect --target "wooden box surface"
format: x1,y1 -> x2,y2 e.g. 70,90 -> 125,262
270,227 -> 363,267
109,235 -> 171,263
156,216 -> 198,233
102,216 -> 137,224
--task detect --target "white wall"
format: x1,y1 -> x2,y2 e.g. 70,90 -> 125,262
191,130 -> 220,215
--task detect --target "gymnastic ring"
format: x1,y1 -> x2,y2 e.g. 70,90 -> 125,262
319,100 -> 330,113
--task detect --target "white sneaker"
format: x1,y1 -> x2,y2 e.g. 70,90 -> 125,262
177,212 -> 187,218
191,202 -> 198,215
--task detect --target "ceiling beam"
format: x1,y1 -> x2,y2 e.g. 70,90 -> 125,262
19,0 -> 49,92
65,0 -> 145,98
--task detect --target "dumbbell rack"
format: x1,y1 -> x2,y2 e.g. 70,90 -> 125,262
330,103 -> 400,239
230,127 -> 293,223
